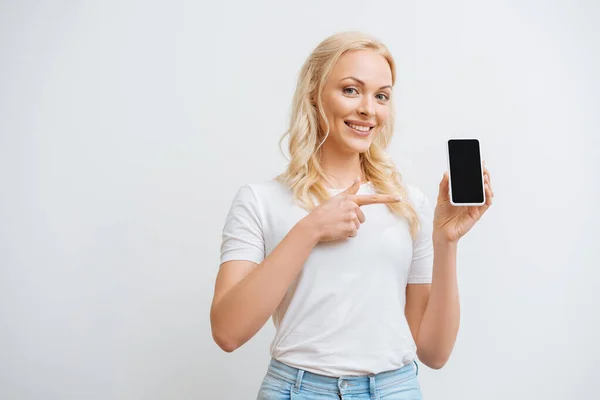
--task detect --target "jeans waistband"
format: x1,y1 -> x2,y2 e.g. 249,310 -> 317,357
265,358 -> 418,396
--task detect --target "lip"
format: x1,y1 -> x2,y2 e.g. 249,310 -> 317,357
345,120 -> 375,137
345,122 -> 373,136
345,120 -> 376,128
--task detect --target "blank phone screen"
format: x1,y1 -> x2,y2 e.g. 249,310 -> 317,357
448,139 -> 484,204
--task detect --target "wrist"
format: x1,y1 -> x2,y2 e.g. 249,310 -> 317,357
432,231 -> 458,248
297,215 -> 322,245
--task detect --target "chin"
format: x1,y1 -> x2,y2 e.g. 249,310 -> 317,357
325,129 -> 374,154
343,140 -> 372,154
343,134 -> 373,153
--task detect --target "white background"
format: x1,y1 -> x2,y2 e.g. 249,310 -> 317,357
1,0 -> 599,399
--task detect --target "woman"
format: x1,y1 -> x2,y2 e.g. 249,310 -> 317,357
210,31 -> 494,400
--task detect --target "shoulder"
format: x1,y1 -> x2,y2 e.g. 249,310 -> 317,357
241,179 -> 290,199
230,179 -> 291,206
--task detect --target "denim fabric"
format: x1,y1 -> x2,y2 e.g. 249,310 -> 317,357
257,358 -> 422,400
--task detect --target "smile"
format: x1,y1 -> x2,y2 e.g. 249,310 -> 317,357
345,121 -> 374,135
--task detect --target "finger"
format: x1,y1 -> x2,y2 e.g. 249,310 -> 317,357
483,162 -> 491,181
353,215 -> 360,230
486,181 -> 494,197
339,177 -> 361,196
438,171 -> 450,202
347,226 -> 358,238
355,206 -> 366,223
441,171 -> 449,189
352,194 -> 402,207
485,170 -> 493,197
485,183 -> 493,205
483,170 -> 494,197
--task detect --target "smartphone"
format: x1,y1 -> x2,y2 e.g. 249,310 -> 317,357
446,138 -> 485,206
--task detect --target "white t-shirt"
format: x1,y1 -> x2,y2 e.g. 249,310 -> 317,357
220,179 -> 434,377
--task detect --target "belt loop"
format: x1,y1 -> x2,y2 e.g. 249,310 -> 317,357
294,369 -> 304,393
369,375 -> 376,399
413,360 -> 419,376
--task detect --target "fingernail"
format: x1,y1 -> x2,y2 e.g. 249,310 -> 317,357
394,195 -> 402,201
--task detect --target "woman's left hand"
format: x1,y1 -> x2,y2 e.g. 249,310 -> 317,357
432,163 -> 494,244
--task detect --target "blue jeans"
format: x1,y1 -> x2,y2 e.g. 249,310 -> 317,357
257,358 -> 423,399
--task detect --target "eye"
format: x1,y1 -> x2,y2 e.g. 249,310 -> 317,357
376,93 -> 390,101
343,87 -> 358,95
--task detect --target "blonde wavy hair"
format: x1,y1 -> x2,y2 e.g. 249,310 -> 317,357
275,31 -> 420,239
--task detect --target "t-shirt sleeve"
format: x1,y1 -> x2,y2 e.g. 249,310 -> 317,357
220,184 -> 265,266
407,187 -> 434,284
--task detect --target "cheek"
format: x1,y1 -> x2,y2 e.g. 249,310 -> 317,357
327,95 -> 356,117
322,98 -> 355,131
377,107 -> 391,125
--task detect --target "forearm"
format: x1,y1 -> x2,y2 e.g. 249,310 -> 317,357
416,239 -> 460,368
211,217 -> 319,351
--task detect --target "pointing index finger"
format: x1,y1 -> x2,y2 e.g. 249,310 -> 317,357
351,194 -> 403,207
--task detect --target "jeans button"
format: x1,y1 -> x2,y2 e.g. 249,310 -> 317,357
340,380 -> 348,388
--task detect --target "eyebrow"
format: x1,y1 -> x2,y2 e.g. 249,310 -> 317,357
341,76 -> 392,91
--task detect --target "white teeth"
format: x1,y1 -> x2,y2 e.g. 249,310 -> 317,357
347,123 -> 371,132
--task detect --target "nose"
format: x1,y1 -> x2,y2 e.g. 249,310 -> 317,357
358,96 -> 375,117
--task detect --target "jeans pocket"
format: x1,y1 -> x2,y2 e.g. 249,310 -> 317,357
257,373 -> 293,400
379,376 -> 422,400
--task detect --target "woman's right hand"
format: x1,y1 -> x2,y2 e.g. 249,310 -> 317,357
304,178 -> 403,242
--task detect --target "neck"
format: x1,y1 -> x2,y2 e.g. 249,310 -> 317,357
319,144 -> 364,189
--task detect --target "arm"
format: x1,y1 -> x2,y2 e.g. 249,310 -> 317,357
405,167 -> 493,369
211,179 -> 401,353
405,240 -> 459,369
210,217 -> 319,352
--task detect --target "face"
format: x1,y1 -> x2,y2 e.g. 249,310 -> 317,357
318,49 -> 393,155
